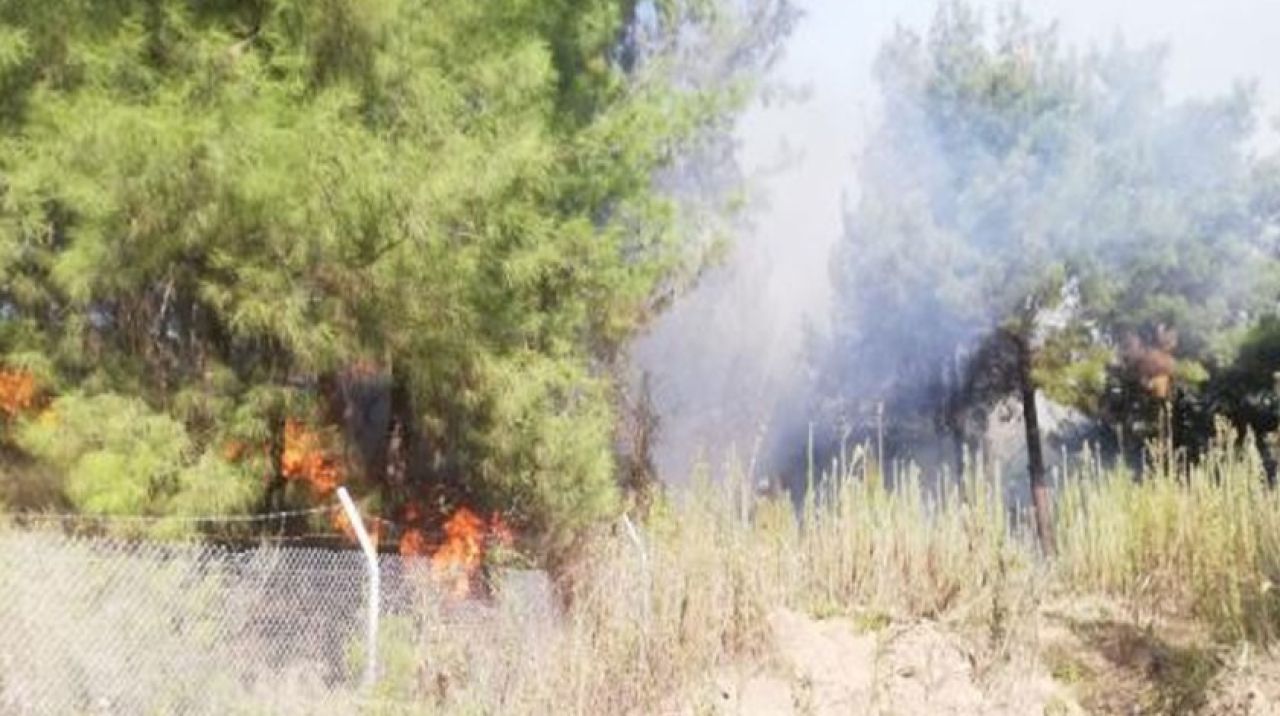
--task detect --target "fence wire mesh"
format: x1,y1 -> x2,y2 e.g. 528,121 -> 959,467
0,525 -> 460,715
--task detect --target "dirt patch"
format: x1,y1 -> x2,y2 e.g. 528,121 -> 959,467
1039,599 -> 1232,715
674,597 -> 1280,716
1204,646 -> 1280,715
678,609 -> 1067,715
685,609 -> 876,715
871,621 -> 987,714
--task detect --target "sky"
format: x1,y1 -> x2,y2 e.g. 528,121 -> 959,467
635,0 -> 1280,480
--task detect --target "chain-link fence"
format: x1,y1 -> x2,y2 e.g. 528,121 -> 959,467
0,521 -> 481,715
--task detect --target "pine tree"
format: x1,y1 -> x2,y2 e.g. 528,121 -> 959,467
828,2 -> 1278,553
0,0 -> 792,545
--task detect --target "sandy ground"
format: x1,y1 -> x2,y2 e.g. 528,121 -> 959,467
673,603 -> 1280,715
675,608 -> 1068,715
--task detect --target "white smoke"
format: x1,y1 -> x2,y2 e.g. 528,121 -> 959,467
635,0 -> 1280,483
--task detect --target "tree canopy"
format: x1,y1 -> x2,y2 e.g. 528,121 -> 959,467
823,1 -> 1280,547
0,0 -> 792,545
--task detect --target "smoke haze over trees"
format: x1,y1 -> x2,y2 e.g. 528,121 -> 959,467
638,1 -> 1280,511
812,2 -> 1280,548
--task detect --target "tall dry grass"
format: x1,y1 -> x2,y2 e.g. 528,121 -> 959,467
390,429 -> 1280,713
379,445 -> 1037,713
7,429 -> 1280,714
1056,425 -> 1280,642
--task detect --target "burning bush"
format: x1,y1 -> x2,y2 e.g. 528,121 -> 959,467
398,504 -> 516,598
281,419 -> 344,499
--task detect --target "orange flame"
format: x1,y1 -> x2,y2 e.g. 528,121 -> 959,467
398,504 -> 515,598
281,419 -> 342,497
431,507 -> 485,597
277,418 -> 359,539
399,527 -> 429,557
0,369 -> 39,419
221,417 -> 389,545
225,416 -> 517,590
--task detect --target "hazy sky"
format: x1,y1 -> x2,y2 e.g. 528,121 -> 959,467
637,0 -> 1280,479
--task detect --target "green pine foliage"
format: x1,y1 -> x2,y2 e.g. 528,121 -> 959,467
15,392 -> 257,517
827,1 -> 1279,449
0,0 -> 784,538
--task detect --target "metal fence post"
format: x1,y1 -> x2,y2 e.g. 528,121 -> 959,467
336,487 -> 379,689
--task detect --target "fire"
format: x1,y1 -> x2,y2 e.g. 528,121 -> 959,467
224,414 -> 517,595
0,369 -> 38,419
398,503 -> 515,598
276,418 -> 364,539
431,507 -> 485,597
279,419 -> 361,538
217,419 -> 342,495
399,527 -> 429,557
281,418 -> 343,497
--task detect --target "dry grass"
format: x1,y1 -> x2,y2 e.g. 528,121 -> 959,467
1057,426 -> 1280,643
389,429 -> 1280,713
7,429 -> 1280,713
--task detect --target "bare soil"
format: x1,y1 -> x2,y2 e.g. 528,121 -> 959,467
675,608 -> 1066,715
674,602 -> 1280,715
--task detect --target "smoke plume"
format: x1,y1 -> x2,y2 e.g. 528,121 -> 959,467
634,0 -> 1280,486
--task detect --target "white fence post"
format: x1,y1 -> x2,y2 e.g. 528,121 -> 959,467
336,486 -> 379,689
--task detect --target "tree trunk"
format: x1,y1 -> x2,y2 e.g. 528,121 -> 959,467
383,365 -> 413,489
942,357 -> 965,480
950,417 -> 966,480
260,408 -> 289,533
618,371 -> 659,517
1016,332 -> 1055,556
980,428 -> 993,479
